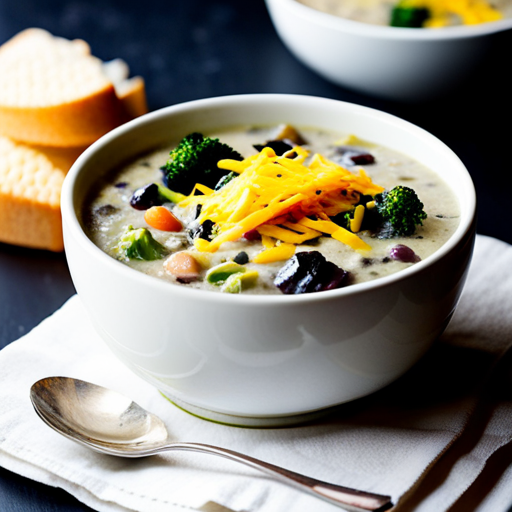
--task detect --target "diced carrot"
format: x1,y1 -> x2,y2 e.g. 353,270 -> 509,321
144,206 -> 182,232
164,252 -> 201,278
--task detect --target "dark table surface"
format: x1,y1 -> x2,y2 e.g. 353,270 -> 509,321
1,1 -> 511,510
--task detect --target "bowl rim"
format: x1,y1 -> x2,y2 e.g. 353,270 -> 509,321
265,0 -> 512,40
62,93 -> 476,306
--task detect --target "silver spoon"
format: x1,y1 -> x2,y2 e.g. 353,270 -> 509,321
30,376 -> 393,512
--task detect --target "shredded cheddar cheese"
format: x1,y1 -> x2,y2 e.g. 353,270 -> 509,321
400,0 -> 503,26
261,234 -> 276,249
178,145 -> 384,255
350,204 -> 366,233
253,243 -> 296,264
257,222 -> 322,244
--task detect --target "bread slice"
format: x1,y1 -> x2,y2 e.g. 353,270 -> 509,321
0,28 -> 146,147
0,28 -> 148,251
102,59 -> 148,120
0,136 -> 79,251
0,29 -> 148,251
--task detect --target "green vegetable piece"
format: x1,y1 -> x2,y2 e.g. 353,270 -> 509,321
155,183 -> 187,204
220,273 -> 243,293
221,270 -> 259,294
374,186 -> 427,237
390,4 -> 430,27
206,261 -> 246,285
162,132 -> 243,195
117,225 -> 167,261
214,171 -> 238,191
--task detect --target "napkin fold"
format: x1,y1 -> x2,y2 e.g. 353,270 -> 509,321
1,234 -> 512,512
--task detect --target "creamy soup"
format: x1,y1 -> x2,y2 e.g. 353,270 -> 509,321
84,125 -> 460,295
296,0 -> 512,28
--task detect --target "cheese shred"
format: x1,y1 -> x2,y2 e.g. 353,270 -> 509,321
179,146 -> 384,254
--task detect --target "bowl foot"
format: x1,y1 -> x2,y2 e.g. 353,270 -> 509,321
160,392 -> 338,428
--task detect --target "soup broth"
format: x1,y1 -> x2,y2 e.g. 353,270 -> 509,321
84,125 -> 460,295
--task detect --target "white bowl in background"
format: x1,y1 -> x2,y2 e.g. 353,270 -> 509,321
62,94 -> 476,426
265,0 -> 512,101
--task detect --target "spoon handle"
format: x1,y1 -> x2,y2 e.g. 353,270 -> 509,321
162,442 -> 392,511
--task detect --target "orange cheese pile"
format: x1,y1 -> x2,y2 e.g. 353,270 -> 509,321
178,146 -> 384,255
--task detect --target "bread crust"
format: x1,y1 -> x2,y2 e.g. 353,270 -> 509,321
0,84 -> 129,147
118,76 -> 149,120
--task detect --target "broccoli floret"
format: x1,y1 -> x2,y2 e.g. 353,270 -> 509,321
162,133 -> 243,195
116,225 -> 167,261
332,187 -> 426,238
390,3 -> 430,27
374,186 -> 427,237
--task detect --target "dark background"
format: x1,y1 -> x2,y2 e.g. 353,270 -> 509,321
0,1 -> 511,510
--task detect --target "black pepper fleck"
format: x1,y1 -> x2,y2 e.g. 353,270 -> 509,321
233,251 -> 249,265
361,257 -> 374,267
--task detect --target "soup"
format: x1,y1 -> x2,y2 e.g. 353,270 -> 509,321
84,125 -> 460,295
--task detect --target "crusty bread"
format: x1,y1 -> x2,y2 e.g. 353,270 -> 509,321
0,28 -> 145,147
117,76 -> 148,119
0,137 -> 75,251
102,59 -> 148,119
0,28 -> 148,251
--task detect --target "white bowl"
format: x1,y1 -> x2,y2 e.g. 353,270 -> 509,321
62,94 -> 476,426
265,0 -> 512,101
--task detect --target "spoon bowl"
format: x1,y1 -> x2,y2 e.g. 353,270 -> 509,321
31,376 -> 393,511
31,376 -> 169,454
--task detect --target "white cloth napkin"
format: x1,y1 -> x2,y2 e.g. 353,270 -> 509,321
1,234 -> 512,512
